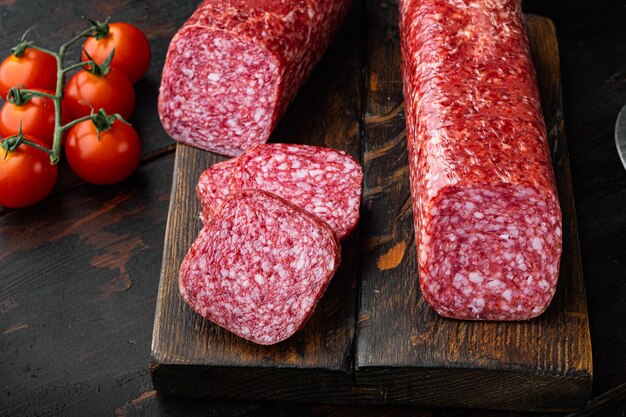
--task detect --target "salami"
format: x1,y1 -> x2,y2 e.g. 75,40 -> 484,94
399,0 -> 562,320
196,158 -> 237,221
226,143 -> 363,239
179,190 -> 341,345
158,0 -> 352,157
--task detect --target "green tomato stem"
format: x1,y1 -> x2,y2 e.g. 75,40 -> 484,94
6,24 -> 101,164
25,45 -> 57,57
59,27 -> 95,54
20,138 -> 55,156
60,114 -> 96,132
16,88 -> 57,100
49,26 -> 96,164
50,53 -> 64,164
61,60 -> 94,74
0,134 -> 54,158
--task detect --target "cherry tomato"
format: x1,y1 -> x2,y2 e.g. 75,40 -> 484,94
0,136 -> 57,208
65,119 -> 141,185
64,68 -> 135,121
82,22 -> 151,84
0,89 -> 69,147
0,48 -> 57,100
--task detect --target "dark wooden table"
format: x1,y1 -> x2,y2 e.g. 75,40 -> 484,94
1,1 -> 624,416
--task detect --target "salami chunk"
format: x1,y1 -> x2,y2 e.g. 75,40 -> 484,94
196,158 -> 237,221
179,190 -> 340,345
399,0 -> 562,320
158,0 -> 352,156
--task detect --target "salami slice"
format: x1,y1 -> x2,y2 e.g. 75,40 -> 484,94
399,0 -> 562,320
179,190 -> 341,345
195,143 -> 363,239
158,0 -> 352,157
196,158 -> 237,221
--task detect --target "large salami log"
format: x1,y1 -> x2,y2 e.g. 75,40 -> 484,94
399,0 -> 562,320
159,0 -> 352,157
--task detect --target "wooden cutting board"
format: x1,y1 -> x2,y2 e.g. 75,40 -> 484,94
150,4 -> 592,411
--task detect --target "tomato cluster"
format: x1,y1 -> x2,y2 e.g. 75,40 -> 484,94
0,21 -> 151,208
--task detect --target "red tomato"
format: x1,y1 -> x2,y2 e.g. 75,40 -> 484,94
0,48 -> 57,100
64,68 -> 135,121
0,136 -> 57,208
82,22 -> 151,84
65,119 -> 141,185
0,89 -> 69,147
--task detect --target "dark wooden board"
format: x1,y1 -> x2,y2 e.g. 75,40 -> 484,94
150,8 -> 591,413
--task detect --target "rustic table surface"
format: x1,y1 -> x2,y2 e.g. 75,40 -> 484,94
1,0 -> 624,416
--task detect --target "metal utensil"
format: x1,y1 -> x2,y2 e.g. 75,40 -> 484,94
616,104 -> 626,170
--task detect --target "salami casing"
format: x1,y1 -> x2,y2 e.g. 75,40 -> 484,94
159,0 -> 352,157
399,0 -> 562,320
179,190 -> 341,345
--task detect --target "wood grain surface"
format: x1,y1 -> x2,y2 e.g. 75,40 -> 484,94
151,7 -> 592,412
1,0 -> 625,416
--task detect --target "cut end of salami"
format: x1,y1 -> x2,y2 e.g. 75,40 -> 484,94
159,26 -> 280,156
179,190 -> 340,345
419,185 -> 562,321
159,0 -> 352,156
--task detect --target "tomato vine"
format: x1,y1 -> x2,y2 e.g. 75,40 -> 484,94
0,21 -> 126,164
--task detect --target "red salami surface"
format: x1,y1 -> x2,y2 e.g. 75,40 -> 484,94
159,0 -> 352,157
196,158 -> 237,221
399,0 -> 562,320
179,190 -> 340,345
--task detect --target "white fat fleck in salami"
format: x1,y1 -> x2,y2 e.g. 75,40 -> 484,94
196,158 -> 238,221
158,0 -> 352,156
179,190 -> 341,345
399,0 -> 562,320
228,144 -> 363,239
